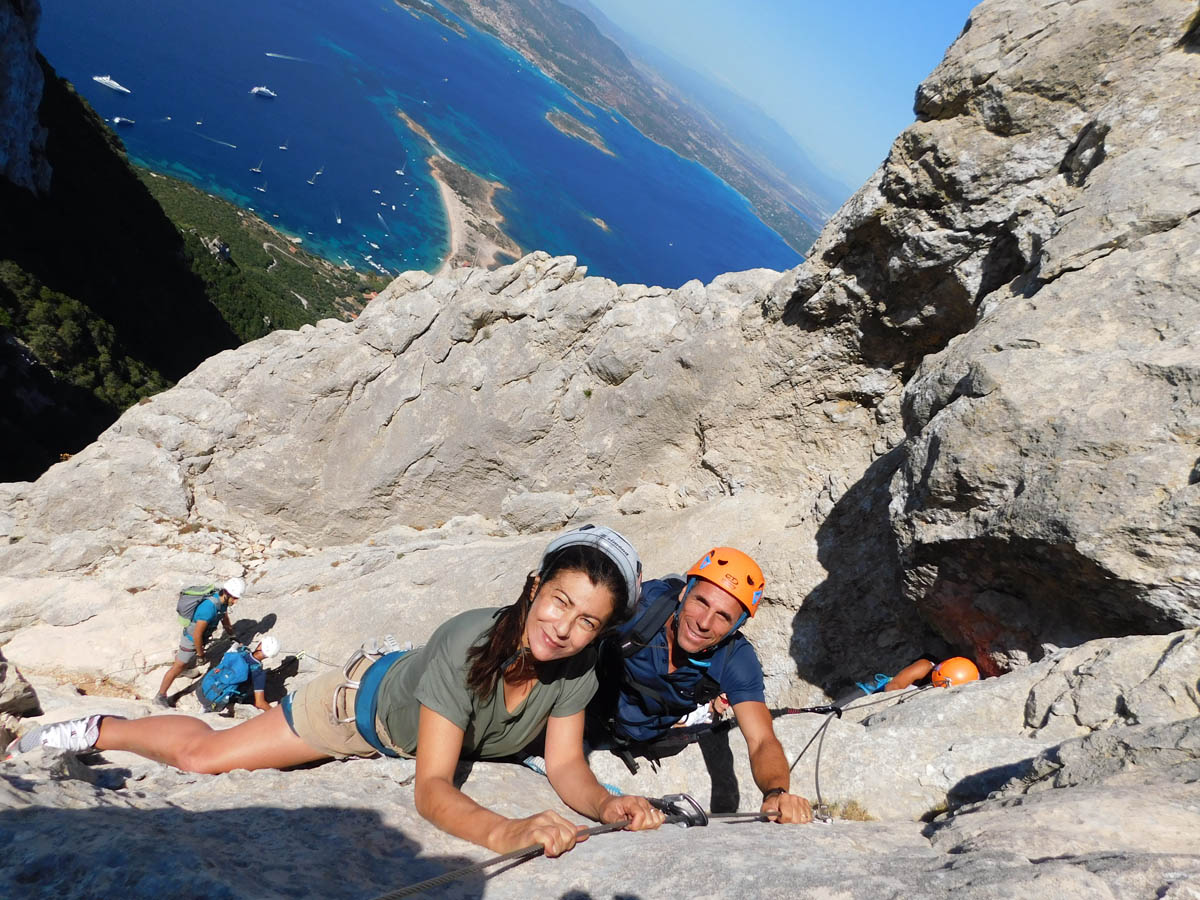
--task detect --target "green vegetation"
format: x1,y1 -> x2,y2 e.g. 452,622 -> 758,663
0,57 -> 389,481
0,262 -> 170,409
139,172 -> 386,342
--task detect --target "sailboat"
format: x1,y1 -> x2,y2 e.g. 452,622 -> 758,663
334,206 -> 342,225
250,160 -> 263,174
278,138 -> 289,151
254,181 -> 268,193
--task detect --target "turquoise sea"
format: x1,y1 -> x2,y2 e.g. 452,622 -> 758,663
39,0 -> 803,288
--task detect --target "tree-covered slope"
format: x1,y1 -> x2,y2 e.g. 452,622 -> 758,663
0,59 -> 384,482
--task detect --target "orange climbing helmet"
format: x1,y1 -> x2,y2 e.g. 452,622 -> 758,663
931,657 -> 980,688
685,547 -> 765,617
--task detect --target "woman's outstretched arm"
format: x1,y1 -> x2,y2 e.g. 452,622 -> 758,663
412,706 -> 582,857
542,711 -> 664,831
885,659 -> 936,692
96,706 -> 327,774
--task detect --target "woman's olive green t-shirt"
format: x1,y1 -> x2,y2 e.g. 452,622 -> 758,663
375,607 -> 597,758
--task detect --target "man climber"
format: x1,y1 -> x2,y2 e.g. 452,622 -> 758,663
590,547 -> 813,824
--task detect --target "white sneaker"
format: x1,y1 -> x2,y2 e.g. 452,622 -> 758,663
4,715 -> 104,759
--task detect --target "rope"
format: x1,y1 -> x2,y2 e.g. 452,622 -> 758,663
369,819 -> 631,900
370,802 -> 779,899
786,685 -> 937,820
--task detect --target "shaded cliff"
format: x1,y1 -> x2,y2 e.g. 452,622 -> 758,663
0,40 -> 239,479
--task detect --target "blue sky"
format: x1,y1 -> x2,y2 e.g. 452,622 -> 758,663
586,0 -> 980,191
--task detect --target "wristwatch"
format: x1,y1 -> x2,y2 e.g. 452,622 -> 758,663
762,787 -> 786,802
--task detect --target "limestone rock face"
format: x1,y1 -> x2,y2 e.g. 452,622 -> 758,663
0,249 -> 913,704
770,0 -> 1200,670
0,0 -> 50,194
0,646 -> 37,717
3,628 -> 1199,898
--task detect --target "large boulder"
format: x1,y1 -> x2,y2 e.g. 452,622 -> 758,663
769,0 -> 1200,672
0,646 -> 37,717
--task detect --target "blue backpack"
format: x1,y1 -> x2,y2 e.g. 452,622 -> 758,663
198,648 -> 252,711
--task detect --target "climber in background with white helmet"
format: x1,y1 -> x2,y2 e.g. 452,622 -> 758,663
155,576 -> 246,708
197,635 -> 282,714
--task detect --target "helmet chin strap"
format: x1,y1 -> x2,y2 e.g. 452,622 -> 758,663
680,578 -> 746,667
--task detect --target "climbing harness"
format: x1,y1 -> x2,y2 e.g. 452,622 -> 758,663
328,637 -> 413,757
368,793 -> 769,900
604,702 -> 847,774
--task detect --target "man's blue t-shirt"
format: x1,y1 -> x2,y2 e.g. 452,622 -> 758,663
243,651 -> 267,694
601,578 -> 766,743
180,595 -> 227,649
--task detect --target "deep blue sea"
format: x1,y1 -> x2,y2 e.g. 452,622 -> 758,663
39,0 -> 802,288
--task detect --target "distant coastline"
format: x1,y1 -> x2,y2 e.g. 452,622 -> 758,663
396,110 -> 521,274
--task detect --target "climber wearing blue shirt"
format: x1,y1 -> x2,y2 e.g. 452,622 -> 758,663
590,548 -> 812,825
198,636 -> 281,713
155,577 -> 244,708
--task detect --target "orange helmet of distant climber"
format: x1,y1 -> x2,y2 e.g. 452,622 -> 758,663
931,657 -> 980,688
685,547 -> 765,618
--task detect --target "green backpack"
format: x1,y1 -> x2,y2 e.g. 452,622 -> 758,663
176,584 -> 217,627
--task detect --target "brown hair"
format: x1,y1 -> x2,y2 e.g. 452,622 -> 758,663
465,543 -> 630,700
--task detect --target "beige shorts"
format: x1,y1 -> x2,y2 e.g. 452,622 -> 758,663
286,653 -> 408,760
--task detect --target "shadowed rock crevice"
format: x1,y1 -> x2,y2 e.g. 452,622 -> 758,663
901,537 -> 1183,672
791,449 -> 949,694
1180,9 -> 1200,50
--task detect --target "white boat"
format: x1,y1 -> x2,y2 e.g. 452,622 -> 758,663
93,74 -> 132,94
112,116 -> 135,126
254,182 -> 267,193
279,138 -> 289,150
250,86 -> 278,98
250,160 -> 263,174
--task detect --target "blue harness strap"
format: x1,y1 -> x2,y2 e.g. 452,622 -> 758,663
354,650 -> 408,758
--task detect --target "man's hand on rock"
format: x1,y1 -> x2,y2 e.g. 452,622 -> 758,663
762,790 -> 813,824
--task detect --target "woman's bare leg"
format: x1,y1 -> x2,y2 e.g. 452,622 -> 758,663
97,706 -> 329,774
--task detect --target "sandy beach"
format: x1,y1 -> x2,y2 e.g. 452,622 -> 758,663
395,111 -> 521,276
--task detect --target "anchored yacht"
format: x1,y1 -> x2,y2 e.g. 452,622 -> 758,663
93,75 -> 131,94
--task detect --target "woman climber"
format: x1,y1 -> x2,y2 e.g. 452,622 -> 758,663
6,525 -> 666,856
